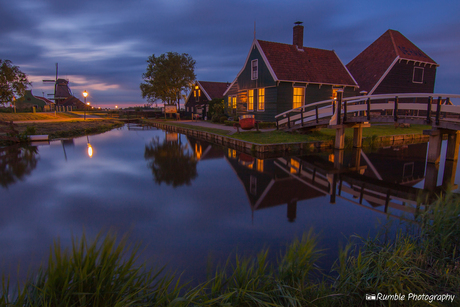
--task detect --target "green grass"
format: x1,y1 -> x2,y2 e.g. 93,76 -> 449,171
3,193 -> 460,306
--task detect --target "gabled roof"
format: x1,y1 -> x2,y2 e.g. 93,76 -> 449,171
197,81 -> 228,100
346,29 -> 438,93
256,40 -> 357,86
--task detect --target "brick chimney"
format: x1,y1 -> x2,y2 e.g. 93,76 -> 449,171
293,21 -> 304,49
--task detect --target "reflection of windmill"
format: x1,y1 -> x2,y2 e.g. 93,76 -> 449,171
42,63 -> 73,105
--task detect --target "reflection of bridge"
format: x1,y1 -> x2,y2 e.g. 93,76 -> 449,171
225,142 -> 457,222
275,93 -> 460,164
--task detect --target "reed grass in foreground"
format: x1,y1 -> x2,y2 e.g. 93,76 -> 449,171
2,194 -> 459,306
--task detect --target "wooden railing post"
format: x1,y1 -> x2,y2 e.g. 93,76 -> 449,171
427,96 -> 432,124
287,113 -> 291,129
394,96 -> 399,121
300,108 -> 304,126
315,105 -> 319,123
343,101 -> 347,123
367,98 -> 371,121
276,118 -> 279,130
336,90 -> 343,125
436,96 -> 442,125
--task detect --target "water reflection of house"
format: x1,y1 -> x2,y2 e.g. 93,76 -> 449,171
186,137 -> 224,161
225,149 -> 325,222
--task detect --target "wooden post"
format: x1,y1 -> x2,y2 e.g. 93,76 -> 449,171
287,113 -> 291,129
426,96 -> 432,124
353,125 -> 363,148
442,159 -> 458,189
300,108 -> 304,126
435,96 -> 442,125
446,131 -> 460,161
424,163 -> 439,191
276,118 -> 279,130
394,96 -> 399,122
367,98 -> 371,120
335,126 -> 345,149
427,130 -> 442,164
343,101 -> 347,123
336,90 -> 343,125
315,105 -> 319,123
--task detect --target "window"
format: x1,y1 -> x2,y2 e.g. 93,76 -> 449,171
290,158 -> 300,174
194,86 -> 200,102
256,159 -> 264,173
258,88 -> 265,111
413,67 -> 424,83
251,59 -> 258,80
232,96 -> 237,109
293,87 -> 305,109
228,96 -> 232,108
248,90 -> 254,111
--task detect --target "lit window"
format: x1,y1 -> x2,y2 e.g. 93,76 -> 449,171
293,87 -> 304,109
232,96 -> 237,109
258,88 -> 265,110
290,158 -> 300,174
228,96 -> 232,108
248,90 -> 254,111
413,67 -> 424,83
256,159 -> 264,172
251,59 -> 258,80
195,144 -> 202,160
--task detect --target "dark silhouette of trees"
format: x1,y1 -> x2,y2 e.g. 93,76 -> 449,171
144,136 -> 197,187
0,59 -> 31,105
0,145 -> 39,188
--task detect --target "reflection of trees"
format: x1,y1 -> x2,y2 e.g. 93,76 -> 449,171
144,136 -> 197,187
0,144 -> 39,188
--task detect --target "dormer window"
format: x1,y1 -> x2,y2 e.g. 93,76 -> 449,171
251,59 -> 258,80
194,85 -> 200,101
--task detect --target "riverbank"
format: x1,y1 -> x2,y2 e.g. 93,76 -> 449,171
143,119 -> 431,157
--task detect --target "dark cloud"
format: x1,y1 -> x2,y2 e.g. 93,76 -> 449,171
0,0 -> 459,106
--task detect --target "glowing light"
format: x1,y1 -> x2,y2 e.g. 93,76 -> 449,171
87,143 -> 93,158
83,90 -> 88,98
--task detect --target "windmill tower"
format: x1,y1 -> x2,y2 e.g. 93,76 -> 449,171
43,63 -> 73,105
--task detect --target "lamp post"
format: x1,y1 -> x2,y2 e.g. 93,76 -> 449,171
83,90 -> 88,120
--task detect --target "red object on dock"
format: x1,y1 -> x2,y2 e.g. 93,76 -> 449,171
239,114 -> 256,130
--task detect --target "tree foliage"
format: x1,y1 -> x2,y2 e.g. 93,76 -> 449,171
0,60 -> 31,105
140,52 -> 196,109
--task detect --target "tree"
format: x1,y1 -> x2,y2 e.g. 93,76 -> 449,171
0,60 -> 31,106
140,52 -> 196,111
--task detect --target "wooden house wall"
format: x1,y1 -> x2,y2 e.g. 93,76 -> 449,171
374,61 -> 436,95
237,47 -> 276,90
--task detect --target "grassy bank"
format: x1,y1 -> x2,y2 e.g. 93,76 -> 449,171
0,112 -> 80,122
2,194 -> 459,306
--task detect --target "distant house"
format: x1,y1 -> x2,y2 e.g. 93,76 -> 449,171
184,81 -> 229,119
16,90 -> 55,111
346,29 -> 438,95
223,22 -> 358,122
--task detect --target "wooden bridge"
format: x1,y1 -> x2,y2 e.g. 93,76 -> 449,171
275,92 -> 460,163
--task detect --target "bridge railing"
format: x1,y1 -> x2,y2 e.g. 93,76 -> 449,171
275,93 -> 460,129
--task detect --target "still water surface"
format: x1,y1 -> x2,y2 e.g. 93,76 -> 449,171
1,124 -> 458,283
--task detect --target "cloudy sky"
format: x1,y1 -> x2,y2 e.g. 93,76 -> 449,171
1,0 -> 459,108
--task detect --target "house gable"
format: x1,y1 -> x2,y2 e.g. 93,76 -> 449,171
347,29 -> 438,94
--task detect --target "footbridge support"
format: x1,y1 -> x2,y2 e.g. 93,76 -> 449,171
424,129 -> 460,164
328,122 -> 371,150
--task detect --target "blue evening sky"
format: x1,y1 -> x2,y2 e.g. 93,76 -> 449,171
1,0 -> 459,107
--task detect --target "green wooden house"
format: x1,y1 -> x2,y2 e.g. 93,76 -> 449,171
223,22 -> 358,122
16,90 -> 55,111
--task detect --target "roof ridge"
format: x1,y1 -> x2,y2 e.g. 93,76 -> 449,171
257,39 -> 333,52
387,29 -> 399,57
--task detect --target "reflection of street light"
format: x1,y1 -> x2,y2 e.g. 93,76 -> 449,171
87,135 -> 93,158
83,90 -> 88,120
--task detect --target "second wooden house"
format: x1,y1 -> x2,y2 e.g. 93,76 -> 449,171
184,81 -> 229,119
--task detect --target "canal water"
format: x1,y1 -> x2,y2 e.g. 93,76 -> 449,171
1,124 -> 458,284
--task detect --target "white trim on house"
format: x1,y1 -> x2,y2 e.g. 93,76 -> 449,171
223,78 -> 237,96
333,50 -> 359,88
369,56 -> 400,95
196,81 -> 212,101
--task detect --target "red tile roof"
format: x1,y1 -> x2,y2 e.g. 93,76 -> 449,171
257,40 -> 357,86
197,81 -> 228,100
346,29 -> 437,93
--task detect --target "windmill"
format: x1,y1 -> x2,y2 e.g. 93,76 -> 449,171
42,63 -> 73,105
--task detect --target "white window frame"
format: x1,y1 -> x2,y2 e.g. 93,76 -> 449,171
251,59 -> 258,80
412,67 -> 424,84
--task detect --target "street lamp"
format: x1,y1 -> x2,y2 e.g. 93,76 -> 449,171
83,90 -> 88,120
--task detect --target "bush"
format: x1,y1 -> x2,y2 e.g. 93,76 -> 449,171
219,115 -> 228,123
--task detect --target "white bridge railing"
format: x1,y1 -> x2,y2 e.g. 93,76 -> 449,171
275,93 -> 460,129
